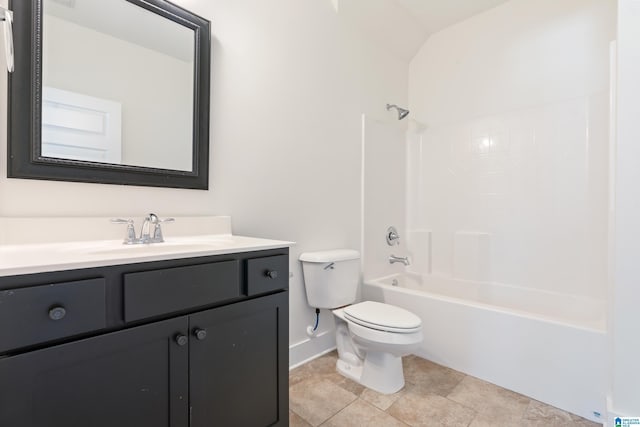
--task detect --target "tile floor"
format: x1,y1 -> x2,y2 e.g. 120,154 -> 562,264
289,351 -> 600,427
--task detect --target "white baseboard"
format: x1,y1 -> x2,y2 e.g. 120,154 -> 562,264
289,330 -> 336,369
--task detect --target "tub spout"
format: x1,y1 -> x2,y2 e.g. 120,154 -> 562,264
389,254 -> 410,266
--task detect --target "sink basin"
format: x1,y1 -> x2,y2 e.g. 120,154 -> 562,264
88,243 -> 216,256
86,238 -> 235,256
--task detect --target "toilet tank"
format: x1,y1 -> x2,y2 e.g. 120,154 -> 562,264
299,249 -> 360,309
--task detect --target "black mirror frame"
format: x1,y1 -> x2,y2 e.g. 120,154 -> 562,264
7,0 -> 211,190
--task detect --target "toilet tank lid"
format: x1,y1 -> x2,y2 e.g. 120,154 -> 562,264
299,249 -> 360,263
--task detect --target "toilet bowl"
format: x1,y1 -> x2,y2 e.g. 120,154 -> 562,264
333,301 -> 422,394
299,250 -> 423,394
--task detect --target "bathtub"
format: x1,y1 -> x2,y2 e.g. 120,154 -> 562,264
362,272 -> 607,423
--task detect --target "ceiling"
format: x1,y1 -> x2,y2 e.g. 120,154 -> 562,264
338,0 -> 510,62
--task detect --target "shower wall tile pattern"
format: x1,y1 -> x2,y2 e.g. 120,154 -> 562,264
408,94 -> 609,298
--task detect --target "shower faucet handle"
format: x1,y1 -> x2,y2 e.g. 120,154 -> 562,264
386,226 -> 400,246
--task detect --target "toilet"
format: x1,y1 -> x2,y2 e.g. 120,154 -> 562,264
299,249 -> 423,394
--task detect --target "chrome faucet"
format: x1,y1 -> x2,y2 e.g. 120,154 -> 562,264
389,254 -> 410,266
111,213 -> 175,244
139,213 -> 158,242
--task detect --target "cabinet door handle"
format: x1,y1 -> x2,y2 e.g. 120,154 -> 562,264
265,270 -> 278,279
48,306 -> 67,321
193,328 -> 207,341
175,334 -> 188,346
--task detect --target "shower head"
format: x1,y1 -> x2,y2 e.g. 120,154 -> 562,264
386,103 -> 410,120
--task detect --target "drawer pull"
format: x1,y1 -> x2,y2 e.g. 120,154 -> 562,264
265,270 -> 278,279
48,306 -> 67,321
193,328 -> 207,341
175,334 -> 188,346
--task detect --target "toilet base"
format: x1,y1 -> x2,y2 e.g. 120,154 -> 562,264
336,351 -> 405,395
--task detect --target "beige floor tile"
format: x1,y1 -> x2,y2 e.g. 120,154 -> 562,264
322,399 -> 408,427
290,410 -> 313,427
289,378 -> 358,426
330,373 -> 367,397
360,386 -> 405,410
290,354 -> 595,427
402,355 -> 466,397
521,400 -> 601,427
573,420 -> 603,427
468,410 -> 524,427
387,393 -> 476,427
290,363 -> 314,386
290,352 -> 339,385
447,375 -> 530,419
291,351 -> 366,397
306,352 -> 340,373
523,400 -> 575,424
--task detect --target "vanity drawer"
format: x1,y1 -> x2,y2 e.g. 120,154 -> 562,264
124,260 -> 240,322
246,255 -> 288,296
0,278 -> 106,353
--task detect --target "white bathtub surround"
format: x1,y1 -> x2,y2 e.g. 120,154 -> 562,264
406,229 -> 431,275
400,2 -> 615,418
368,272 -> 605,330
407,96 -> 609,299
363,273 -> 606,422
407,0 -> 614,300
400,1 -> 615,420
452,231 -> 490,282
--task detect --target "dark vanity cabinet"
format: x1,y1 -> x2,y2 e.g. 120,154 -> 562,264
0,249 -> 289,427
0,316 -> 190,427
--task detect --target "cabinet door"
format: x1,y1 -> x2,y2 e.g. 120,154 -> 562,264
0,317 -> 189,427
189,291 -> 288,427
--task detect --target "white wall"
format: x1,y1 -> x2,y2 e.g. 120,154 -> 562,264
0,0 -> 408,365
43,15 -> 193,171
610,0 -> 640,418
407,0 -> 615,299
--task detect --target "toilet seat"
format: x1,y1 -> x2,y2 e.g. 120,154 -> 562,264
343,301 -> 422,334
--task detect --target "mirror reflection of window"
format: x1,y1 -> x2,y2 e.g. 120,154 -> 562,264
42,0 -> 195,172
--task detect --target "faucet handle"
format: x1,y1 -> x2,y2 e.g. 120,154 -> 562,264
111,218 -> 133,224
386,226 -> 400,246
111,218 -> 137,244
145,214 -> 174,224
152,217 -> 175,242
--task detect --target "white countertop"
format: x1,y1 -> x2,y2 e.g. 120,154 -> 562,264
0,234 -> 294,277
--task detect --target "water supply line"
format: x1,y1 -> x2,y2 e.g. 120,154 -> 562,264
307,308 -> 321,337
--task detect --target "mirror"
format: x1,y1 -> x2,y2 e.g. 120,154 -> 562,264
7,0 -> 211,189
